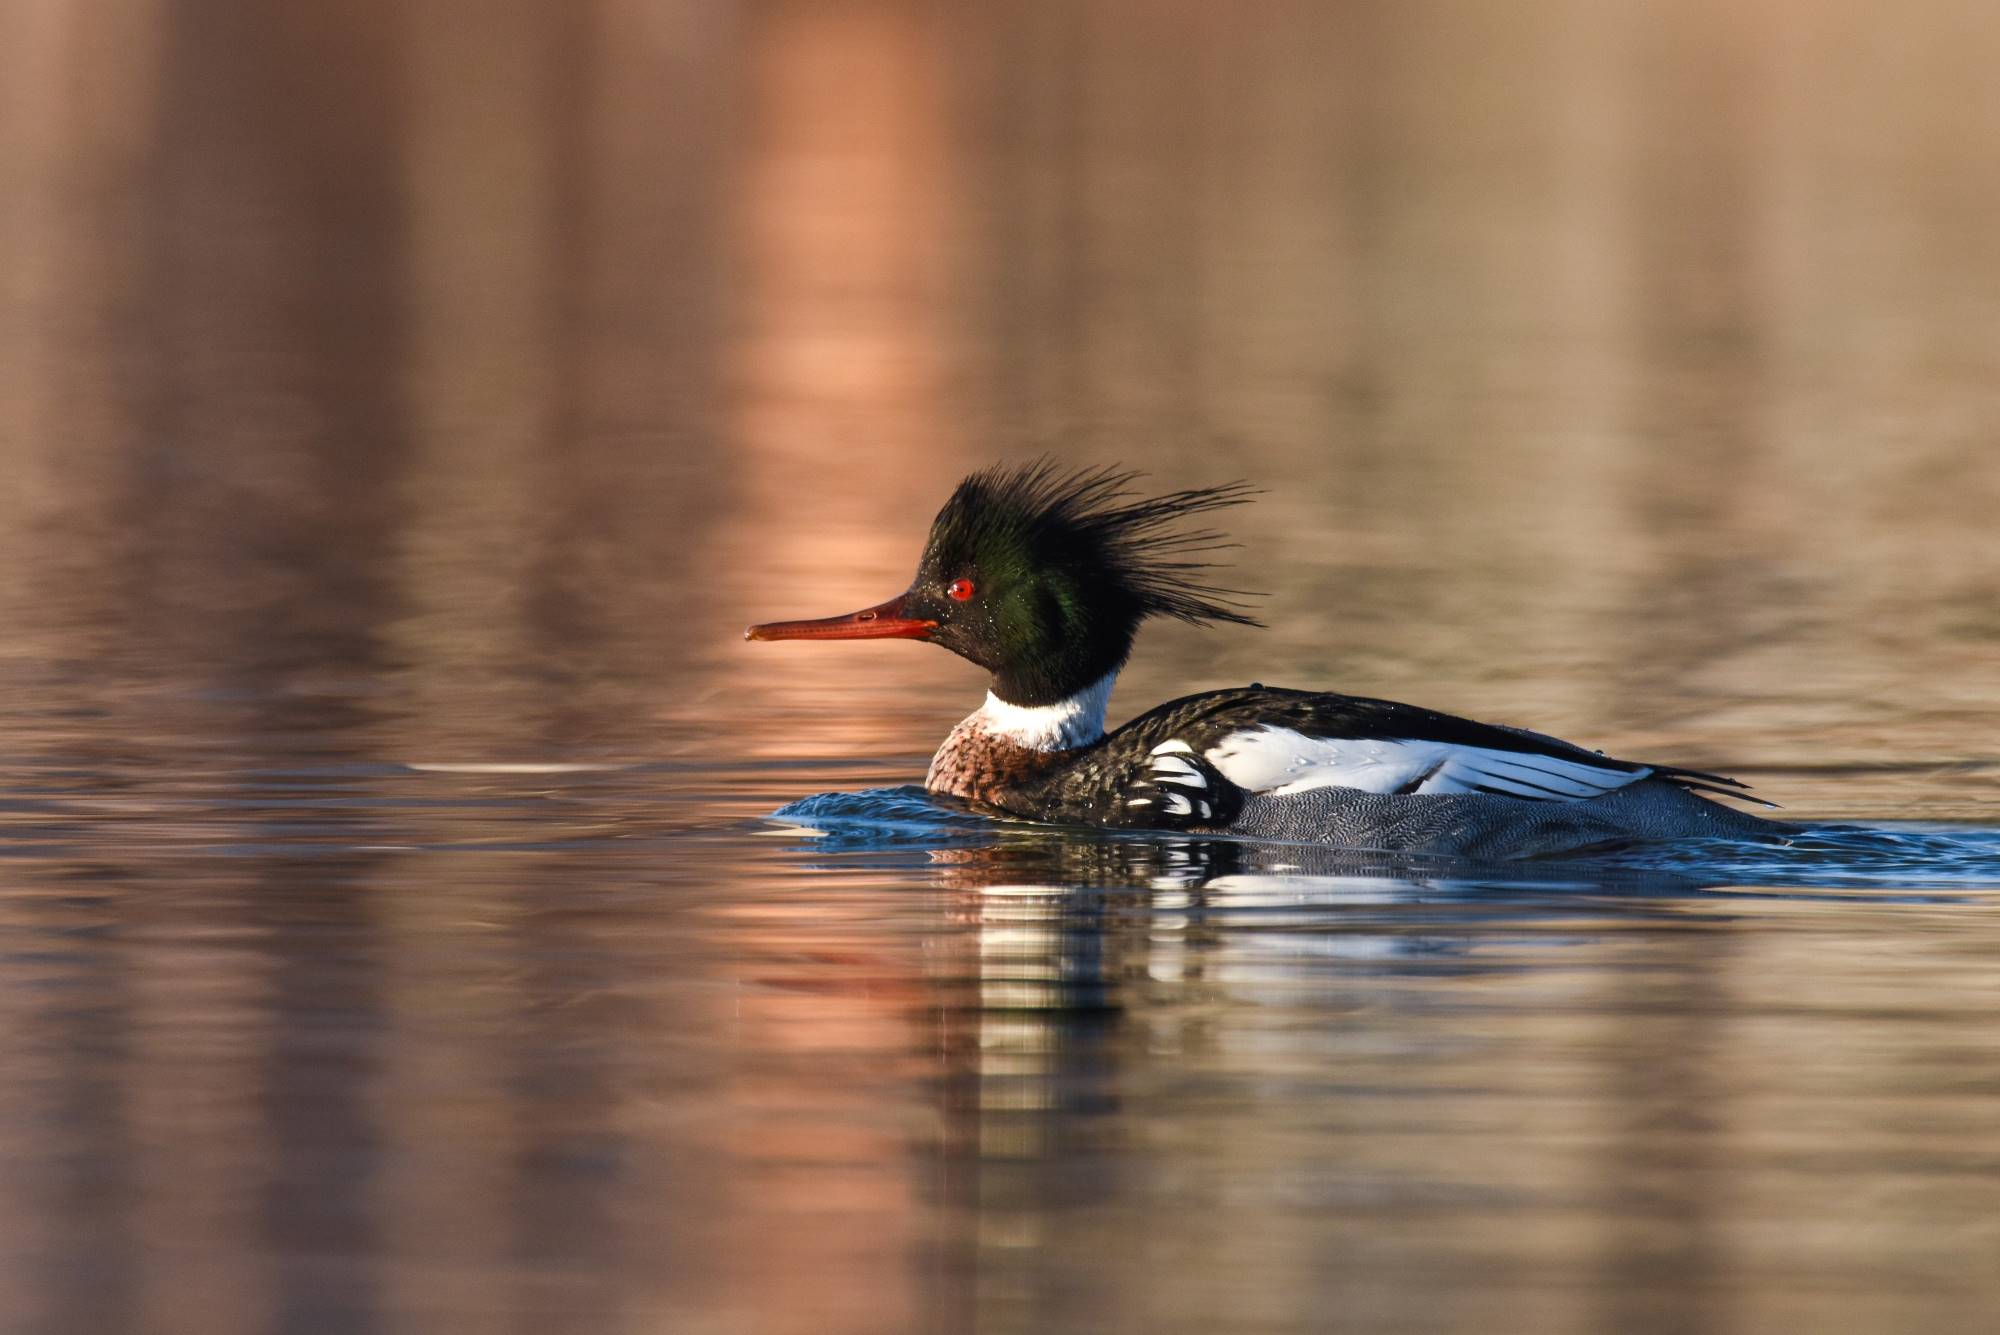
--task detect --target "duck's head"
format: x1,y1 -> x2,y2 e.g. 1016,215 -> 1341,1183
746,461 -> 1261,705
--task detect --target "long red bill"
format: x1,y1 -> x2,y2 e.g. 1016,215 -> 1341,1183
744,595 -> 936,642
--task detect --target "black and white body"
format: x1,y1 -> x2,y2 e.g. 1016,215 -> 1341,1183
748,462 -> 1786,858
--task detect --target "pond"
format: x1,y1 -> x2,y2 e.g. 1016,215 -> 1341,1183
2,3 -> 1998,1333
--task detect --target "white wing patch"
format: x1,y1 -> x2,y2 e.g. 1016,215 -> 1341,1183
1130,741 -> 1214,821
1148,753 -> 1207,788
1202,726 -> 1646,802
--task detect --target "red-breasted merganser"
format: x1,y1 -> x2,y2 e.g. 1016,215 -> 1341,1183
746,462 -> 1786,858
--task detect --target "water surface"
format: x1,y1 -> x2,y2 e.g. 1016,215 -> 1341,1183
3,3 -> 2000,1333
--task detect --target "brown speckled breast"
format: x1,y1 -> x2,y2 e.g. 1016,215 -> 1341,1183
925,717 -> 1072,807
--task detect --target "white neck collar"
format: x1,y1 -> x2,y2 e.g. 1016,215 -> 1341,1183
972,671 -> 1117,752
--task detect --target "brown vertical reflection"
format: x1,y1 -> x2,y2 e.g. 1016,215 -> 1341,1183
32,895 -> 143,1333
6,0 -> 419,1320
394,3 -> 740,1325
957,1 -> 1356,470
513,0 -> 725,750
1592,932 -> 1739,1335
138,3 -> 412,1332
961,0 -> 1222,448
0,0 -> 166,681
0,5 -> 155,1332
118,3 -> 411,695
1606,0 -> 1789,740
397,0 -> 734,760
499,865 -> 633,1334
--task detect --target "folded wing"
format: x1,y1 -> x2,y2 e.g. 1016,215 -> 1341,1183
1202,725 -> 1650,801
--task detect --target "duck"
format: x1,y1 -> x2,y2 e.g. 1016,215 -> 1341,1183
746,461 -> 1788,858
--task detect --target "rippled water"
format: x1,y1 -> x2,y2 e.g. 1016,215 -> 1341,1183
5,2 -> 2000,1333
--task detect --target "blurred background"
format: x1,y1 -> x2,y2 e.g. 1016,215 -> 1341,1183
4,0 -> 1998,805
2,3 -> 1998,1333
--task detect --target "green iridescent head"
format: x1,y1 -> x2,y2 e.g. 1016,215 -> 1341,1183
903,461 -> 1262,705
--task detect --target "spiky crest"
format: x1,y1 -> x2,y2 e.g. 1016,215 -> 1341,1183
908,460 -> 1263,706
925,459 -> 1263,629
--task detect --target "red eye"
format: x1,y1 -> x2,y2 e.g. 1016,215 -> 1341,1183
947,578 -> 975,601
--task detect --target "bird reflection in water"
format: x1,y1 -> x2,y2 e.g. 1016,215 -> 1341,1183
924,834 -> 1702,1009
906,832 -> 1712,1327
